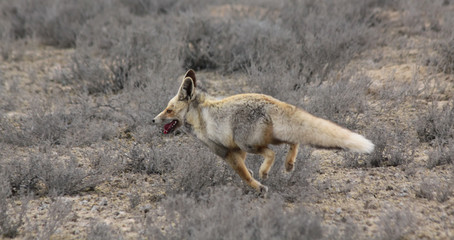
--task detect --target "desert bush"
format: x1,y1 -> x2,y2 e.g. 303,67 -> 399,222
123,141 -> 176,175
70,9 -> 182,99
427,142 -> 454,168
279,0 -> 374,82
345,124 -> 415,168
119,0 -> 211,16
375,208 -> 414,240
0,174 -> 28,238
86,220 -> 124,240
1,146 -> 117,196
304,73 -> 371,129
0,2 -> 31,40
416,177 -> 452,203
1,0 -> 114,48
0,74 -> 19,112
179,14 -> 299,73
143,187 -> 329,240
416,101 -> 454,144
434,37 -> 454,74
161,139 -> 238,197
0,96 -> 123,147
67,56 -> 114,94
26,198 -> 73,240
34,0 -> 109,48
119,0 -> 172,16
245,59 -> 305,105
415,101 -> 454,167
124,143 -> 155,174
179,0 -> 377,82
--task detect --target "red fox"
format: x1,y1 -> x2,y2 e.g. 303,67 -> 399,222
153,70 -> 374,193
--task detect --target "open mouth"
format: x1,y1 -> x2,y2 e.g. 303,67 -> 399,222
163,120 -> 179,134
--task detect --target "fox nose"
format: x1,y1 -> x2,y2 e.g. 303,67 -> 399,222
152,119 -> 156,123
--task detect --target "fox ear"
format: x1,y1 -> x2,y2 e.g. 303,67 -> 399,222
178,77 -> 195,101
184,69 -> 196,87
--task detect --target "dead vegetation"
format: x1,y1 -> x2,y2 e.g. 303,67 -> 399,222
0,0 -> 453,239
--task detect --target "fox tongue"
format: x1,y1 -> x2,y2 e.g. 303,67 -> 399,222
163,120 -> 178,134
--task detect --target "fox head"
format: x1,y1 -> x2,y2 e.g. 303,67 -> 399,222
152,69 -> 197,134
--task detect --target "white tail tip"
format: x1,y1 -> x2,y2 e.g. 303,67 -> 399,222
348,133 -> 375,153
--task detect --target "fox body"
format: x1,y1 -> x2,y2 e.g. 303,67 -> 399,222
153,70 -> 374,193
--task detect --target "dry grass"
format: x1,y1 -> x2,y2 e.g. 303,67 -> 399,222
0,0 -> 453,239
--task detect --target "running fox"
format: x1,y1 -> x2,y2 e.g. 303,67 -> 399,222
153,70 -> 374,193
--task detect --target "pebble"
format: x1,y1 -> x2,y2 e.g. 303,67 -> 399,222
114,211 -> 126,219
100,198 -> 108,206
38,204 -> 49,211
336,208 -> 342,214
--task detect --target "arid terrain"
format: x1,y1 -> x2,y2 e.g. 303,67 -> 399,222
1,1 -> 453,239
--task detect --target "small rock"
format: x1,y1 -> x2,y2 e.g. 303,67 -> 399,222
114,211 -> 126,219
69,213 -> 78,222
100,198 -> 108,206
336,208 -> 342,214
91,206 -> 99,212
38,203 -> 49,211
81,200 -> 88,205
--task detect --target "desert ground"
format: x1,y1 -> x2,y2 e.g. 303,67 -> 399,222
0,1 -> 453,239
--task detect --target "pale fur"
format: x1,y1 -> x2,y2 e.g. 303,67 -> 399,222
273,107 -> 374,153
153,70 -> 374,193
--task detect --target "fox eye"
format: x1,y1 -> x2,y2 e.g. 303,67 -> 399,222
166,109 -> 173,114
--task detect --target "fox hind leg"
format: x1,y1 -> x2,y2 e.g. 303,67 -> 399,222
258,147 -> 276,180
225,150 -> 267,194
285,143 -> 299,172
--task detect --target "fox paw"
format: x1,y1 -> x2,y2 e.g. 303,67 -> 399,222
258,185 -> 268,197
259,171 -> 268,180
285,162 -> 294,172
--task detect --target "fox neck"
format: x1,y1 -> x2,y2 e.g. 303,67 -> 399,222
183,92 -> 208,135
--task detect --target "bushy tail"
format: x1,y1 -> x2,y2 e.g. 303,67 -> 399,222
274,109 -> 374,153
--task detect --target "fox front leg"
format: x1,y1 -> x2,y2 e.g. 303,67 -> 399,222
225,150 -> 268,194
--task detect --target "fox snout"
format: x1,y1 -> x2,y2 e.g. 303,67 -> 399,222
152,110 -> 181,134
151,115 -> 158,124
152,114 -> 163,124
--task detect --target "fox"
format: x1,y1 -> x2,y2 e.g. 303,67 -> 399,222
153,69 -> 374,193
